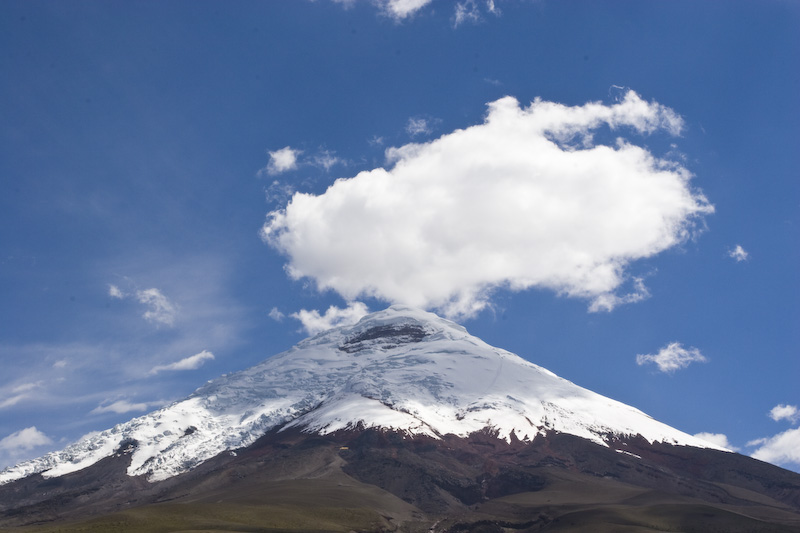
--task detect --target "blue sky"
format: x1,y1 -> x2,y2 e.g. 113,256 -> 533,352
1,0 -> 798,473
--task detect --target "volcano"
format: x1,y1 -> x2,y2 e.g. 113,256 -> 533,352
1,306 -> 799,532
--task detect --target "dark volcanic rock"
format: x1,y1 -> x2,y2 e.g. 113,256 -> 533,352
339,323 -> 430,353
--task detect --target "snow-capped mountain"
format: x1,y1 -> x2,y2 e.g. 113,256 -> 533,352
0,306 -> 724,486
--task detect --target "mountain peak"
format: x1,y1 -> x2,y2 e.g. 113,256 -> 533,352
335,306 -> 466,353
1,306 -> 724,486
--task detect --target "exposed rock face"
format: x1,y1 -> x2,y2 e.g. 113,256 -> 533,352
339,323 -> 431,353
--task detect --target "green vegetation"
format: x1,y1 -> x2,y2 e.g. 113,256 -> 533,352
0,502 -> 392,533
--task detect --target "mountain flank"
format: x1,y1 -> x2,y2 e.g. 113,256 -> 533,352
1,306 -> 799,531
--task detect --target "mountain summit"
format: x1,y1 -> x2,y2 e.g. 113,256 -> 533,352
1,306 -> 721,486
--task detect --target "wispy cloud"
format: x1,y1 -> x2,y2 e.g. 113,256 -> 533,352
313,150 -> 344,171
90,399 -> 160,415
149,350 -> 215,375
406,117 -> 433,137
136,288 -> 178,327
0,382 -> 42,409
108,284 -> 125,299
332,0 -> 502,24
291,302 -> 369,335
268,307 -> 285,322
728,244 -> 749,262
108,282 -> 179,327
636,342 -> 708,373
264,180 -> 296,207
262,91 -> 712,318
454,0 -> 481,27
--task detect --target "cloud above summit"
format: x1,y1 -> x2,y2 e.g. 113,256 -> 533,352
262,91 -> 713,318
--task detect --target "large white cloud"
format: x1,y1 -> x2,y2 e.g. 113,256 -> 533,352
262,91 -> 713,318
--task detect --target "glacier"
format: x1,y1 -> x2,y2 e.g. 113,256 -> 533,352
0,306 -> 725,485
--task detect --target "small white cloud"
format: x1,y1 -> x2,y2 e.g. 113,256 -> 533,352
368,135 -> 385,146
636,342 -> 708,373
693,432 -> 738,452
136,288 -> 177,327
406,117 -> 432,137
769,404 -> 799,423
0,427 -> 53,453
268,307 -> 285,321
729,244 -> 749,262
749,427 -> 800,468
263,91 -> 712,319
261,146 -> 301,176
291,302 -> 369,336
52,359 -> 68,369
149,350 -> 215,375
90,399 -> 153,415
108,284 -> 125,299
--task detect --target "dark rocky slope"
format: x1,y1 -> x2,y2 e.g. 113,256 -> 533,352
1,426 -> 799,532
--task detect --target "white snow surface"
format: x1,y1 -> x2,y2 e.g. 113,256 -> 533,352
0,306 -> 726,485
